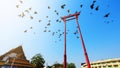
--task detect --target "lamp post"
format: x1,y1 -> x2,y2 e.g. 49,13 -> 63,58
61,12 -> 91,68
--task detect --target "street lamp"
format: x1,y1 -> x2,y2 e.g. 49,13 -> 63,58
61,12 -> 91,68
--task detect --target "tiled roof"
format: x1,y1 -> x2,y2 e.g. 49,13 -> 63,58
0,46 -> 34,68
0,45 -> 26,60
0,61 -> 4,65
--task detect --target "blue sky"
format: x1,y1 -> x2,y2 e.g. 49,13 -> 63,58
0,0 -> 120,68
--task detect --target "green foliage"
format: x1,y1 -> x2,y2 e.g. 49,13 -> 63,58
53,62 -> 63,68
31,53 -> 45,68
52,62 -> 76,68
67,63 -> 76,68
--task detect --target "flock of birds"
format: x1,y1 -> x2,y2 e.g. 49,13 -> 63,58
16,0 -> 112,43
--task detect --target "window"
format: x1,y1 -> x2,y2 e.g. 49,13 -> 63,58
101,62 -> 105,64
107,62 -> 110,64
112,61 -> 116,63
103,66 -> 106,68
118,60 -> 120,63
95,66 -> 97,68
108,65 -> 112,68
98,66 -> 101,68
114,65 -> 118,68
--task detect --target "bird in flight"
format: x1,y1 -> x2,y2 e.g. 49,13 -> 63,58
25,10 -> 29,13
90,0 -> 96,9
104,13 -> 110,18
76,36 -> 79,39
56,19 -> 59,22
67,9 -> 70,13
34,11 -> 38,14
54,10 -> 57,12
39,20 -> 42,22
48,20 -> 51,22
24,30 -> 27,33
30,16 -> 33,19
48,6 -> 50,9
19,0 -> 23,4
47,23 -> 51,26
29,7 -> 32,10
61,4 -> 66,9
90,3 -> 94,9
48,30 -> 51,32
16,5 -> 19,8
95,6 -> 99,11
59,20 -> 61,23
56,12 -> 59,15
30,27 -> 33,29
58,29 -> 61,32
43,30 -> 47,32
58,34 -> 62,38
52,32 -> 55,36
21,12 -> 25,18
80,4 -> 83,8
93,0 -> 96,3
45,26 -> 47,29
46,16 -> 49,18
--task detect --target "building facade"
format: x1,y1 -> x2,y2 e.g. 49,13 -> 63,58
81,58 -> 120,68
0,46 -> 34,68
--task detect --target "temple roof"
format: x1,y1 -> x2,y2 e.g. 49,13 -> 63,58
0,45 -> 26,61
0,46 -> 33,68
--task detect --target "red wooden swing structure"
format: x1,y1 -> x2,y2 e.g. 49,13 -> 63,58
61,12 -> 91,68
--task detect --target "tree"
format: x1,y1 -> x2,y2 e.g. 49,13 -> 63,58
67,63 -> 76,68
53,62 -> 63,68
51,62 -> 76,68
31,53 -> 45,68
